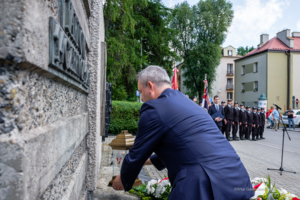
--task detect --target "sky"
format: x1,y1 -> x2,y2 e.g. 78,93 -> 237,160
161,0 -> 300,49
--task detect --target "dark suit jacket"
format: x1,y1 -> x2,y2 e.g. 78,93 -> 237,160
224,105 -> 234,120
239,110 -> 248,125
121,89 -> 253,200
260,112 -> 266,125
247,112 -> 253,126
208,103 -> 225,127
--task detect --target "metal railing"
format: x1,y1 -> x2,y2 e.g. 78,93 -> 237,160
226,84 -> 234,89
227,70 -> 234,75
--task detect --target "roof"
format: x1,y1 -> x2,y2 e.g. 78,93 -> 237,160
237,36 -> 300,60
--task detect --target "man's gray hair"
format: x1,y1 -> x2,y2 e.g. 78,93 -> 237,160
137,65 -> 171,88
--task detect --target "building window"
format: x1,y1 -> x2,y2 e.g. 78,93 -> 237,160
254,102 -> 258,108
227,92 -> 233,100
242,65 -> 245,75
242,83 -> 245,92
227,64 -> 233,74
253,62 -> 258,72
228,50 -> 232,56
254,81 -> 258,91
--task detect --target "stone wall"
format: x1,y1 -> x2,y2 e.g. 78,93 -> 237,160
0,0 -> 105,199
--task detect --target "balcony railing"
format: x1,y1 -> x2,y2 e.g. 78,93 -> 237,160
227,70 -> 234,75
226,84 -> 234,89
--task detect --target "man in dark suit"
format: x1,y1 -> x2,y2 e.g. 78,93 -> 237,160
260,108 -> 266,139
252,107 -> 259,141
208,95 -> 226,132
257,108 -> 262,140
221,101 -> 226,135
246,106 -> 253,140
113,66 -> 254,200
232,102 -> 240,141
224,99 -> 234,141
239,104 -> 248,140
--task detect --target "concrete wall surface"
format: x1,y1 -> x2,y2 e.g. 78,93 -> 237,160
291,53 -> 300,107
211,56 -> 236,102
235,53 -> 267,108
0,0 -> 105,199
267,52 -> 288,111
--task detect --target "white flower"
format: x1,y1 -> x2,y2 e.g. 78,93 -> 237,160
251,177 -> 268,185
279,188 -> 288,195
155,180 -> 170,198
146,179 -> 158,194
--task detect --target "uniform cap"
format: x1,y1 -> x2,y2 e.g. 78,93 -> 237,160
227,99 -> 232,101
234,102 -> 238,104
252,107 -> 257,110
221,101 -> 225,103
240,104 -> 244,106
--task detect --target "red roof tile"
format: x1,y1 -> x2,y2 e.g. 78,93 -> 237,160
243,37 -> 300,57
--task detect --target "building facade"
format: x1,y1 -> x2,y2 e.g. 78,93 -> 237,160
210,46 -> 241,102
0,0 -> 106,200
234,30 -> 300,111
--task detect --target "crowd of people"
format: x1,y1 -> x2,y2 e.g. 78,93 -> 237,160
186,94 -> 285,141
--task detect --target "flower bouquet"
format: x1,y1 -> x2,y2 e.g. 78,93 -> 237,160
250,175 -> 299,200
129,175 -> 299,200
129,177 -> 171,200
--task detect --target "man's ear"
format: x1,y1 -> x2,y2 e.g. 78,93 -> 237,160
148,81 -> 154,91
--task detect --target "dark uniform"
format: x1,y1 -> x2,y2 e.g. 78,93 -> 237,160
246,107 -> 253,140
257,109 -> 262,140
224,101 -> 234,141
232,103 -> 240,140
239,105 -> 248,140
252,108 -> 259,141
221,101 -> 226,136
260,110 -> 266,139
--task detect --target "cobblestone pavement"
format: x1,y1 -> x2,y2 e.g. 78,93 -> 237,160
144,127 -> 300,195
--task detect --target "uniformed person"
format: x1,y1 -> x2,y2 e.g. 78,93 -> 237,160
260,108 -> 266,139
224,99 -> 234,141
239,104 -> 248,140
257,108 -> 262,140
252,107 -> 259,141
246,106 -> 253,140
232,102 -> 240,140
221,101 -> 226,136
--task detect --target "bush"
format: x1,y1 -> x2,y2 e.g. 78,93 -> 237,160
109,101 -> 142,134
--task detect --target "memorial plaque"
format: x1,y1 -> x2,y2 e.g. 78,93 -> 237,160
49,0 -> 89,90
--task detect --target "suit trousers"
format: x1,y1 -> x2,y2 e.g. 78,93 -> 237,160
257,125 -> 260,137
226,119 -> 232,138
247,126 -> 252,139
232,122 -> 239,137
239,124 -> 246,138
260,125 -> 265,137
252,126 -> 257,139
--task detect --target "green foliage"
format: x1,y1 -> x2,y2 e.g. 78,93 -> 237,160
104,0 -> 178,100
237,46 -> 255,56
108,101 -> 142,134
170,0 -> 234,99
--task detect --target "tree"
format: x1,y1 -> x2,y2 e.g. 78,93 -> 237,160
104,0 -> 178,100
237,46 -> 255,56
171,0 -> 234,98
169,1 -> 194,59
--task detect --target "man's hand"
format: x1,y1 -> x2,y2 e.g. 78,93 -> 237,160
239,122 -> 242,126
232,121 -> 234,125
246,125 -> 247,127
253,124 -> 255,127
224,119 -> 227,125
144,158 -> 152,165
112,174 -> 124,190
215,117 -> 221,122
